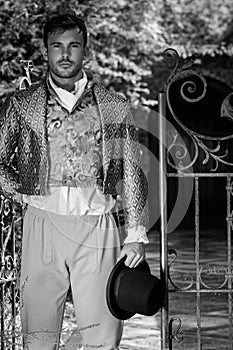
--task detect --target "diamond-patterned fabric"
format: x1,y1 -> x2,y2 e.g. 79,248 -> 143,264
93,84 -> 149,231
0,79 -> 148,231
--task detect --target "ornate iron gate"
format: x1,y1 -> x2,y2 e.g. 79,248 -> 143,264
0,60 -> 32,350
159,49 -> 233,350
0,197 -> 23,349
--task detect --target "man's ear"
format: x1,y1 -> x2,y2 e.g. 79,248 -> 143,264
40,42 -> 48,61
84,45 -> 89,58
42,49 -> 48,61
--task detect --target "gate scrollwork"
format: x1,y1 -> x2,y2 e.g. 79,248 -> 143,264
164,48 -> 233,172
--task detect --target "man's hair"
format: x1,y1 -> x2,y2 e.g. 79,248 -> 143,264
43,12 -> 88,47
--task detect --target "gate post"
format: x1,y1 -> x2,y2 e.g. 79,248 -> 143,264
158,92 -> 169,350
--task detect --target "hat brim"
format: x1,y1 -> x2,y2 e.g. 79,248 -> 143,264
106,257 -> 151,320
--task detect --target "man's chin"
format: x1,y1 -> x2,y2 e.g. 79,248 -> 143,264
54,70 -> 78,79
50,66 -> 83,80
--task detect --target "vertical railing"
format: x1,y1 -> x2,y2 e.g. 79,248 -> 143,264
0,197 -> 5,349
226,176 -> 233,349
0,197 -> 18,349
11,204 -> 17,350
194,176 -> 201,350
159,92 -> 169,350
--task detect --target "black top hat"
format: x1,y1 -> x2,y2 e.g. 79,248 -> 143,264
106,257 -> 164,320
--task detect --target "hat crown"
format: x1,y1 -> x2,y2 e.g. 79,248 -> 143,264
115,269 -> 163,316
106,257 -> 164,320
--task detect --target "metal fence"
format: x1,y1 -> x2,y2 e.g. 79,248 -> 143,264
159,49 -> 233,349
0,197 -> 22,350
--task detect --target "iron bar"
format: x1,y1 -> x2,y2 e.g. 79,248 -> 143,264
168,317 -> 183,349
195,176 -> 201,350
0,194 -> 5,350
11,204 -> 16,350
167,173 -> 233,177
0,284 -> 5,350
169,289 -> 232,293
159,92 -> 169,350
0,196 -> 21,349
226,176 -> 233,349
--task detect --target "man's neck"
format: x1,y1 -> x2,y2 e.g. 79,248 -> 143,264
49,71 -> 83,92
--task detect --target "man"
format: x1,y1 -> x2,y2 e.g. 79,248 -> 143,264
0,12 -> 149,350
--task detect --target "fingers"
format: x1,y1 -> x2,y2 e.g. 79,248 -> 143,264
118,242 -> 146,268
132,255 -> 144,268
125,252 -> 144,268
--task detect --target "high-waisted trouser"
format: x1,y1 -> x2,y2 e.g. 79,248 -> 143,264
20,206 -> 123,350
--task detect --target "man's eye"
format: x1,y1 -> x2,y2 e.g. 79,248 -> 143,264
72,44 -> 80,48
52,44 -> 60,48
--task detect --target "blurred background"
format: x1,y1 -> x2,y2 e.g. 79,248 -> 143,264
1,0 -> 233,104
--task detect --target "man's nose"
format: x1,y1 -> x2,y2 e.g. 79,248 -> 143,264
62,47 -> 71,59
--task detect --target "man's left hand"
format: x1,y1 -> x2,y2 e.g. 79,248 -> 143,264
118,242 -> 145,268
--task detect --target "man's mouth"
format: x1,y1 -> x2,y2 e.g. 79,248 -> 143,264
59,62 -> 73,67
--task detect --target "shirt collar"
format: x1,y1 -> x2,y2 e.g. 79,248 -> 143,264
48,70 -> 88,97
47,71 -> 88,113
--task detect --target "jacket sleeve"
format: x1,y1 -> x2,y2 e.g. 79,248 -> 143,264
121,102 -> 149,244
0,95 -> 20,200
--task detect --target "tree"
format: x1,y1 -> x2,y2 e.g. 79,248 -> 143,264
0,0 -> 233,103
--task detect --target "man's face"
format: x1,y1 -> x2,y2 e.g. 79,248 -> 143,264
45,28 -> 86,79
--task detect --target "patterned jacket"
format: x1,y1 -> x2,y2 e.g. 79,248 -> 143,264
0,79 -> 148,231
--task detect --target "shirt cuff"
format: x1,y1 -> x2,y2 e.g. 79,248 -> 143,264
123,225 -> 149,245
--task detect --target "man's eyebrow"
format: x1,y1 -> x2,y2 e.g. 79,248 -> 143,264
50,41 -> 61,45
50,40 -> 82,45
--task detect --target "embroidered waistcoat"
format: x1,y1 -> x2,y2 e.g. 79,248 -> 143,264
47,82 -> 102,188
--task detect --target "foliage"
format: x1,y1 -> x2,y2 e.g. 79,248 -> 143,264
0,0 -> 233,103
